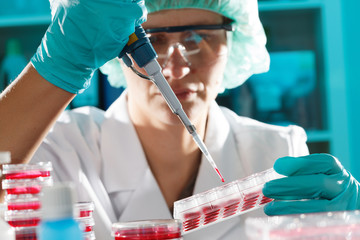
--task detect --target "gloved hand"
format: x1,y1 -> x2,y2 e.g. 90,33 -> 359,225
31,0 -> 147,93
263,154 -> 360,215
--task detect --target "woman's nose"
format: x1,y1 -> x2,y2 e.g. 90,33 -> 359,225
161,44 -> 191,80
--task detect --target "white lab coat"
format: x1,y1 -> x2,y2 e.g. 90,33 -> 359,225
31,91 -> 309,240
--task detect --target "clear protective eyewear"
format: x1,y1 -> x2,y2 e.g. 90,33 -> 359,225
145,22 -> 234,68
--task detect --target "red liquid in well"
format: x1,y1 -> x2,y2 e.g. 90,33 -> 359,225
5,171 -> 51,179
16,234 -> 37,240
7,201 -> 41,211
183,211 -> 201,231
6,186 -> 42,195
183,218 -> 200,227
114,227 -> 181,240
178,173 -> 278,232
15,228 -> 37,240
16,233 -> 37,240
181,191 -> 272,232
7,218 -> 41,227
183,217 -> 201,231
84,225 -> 94,232
184,211 -> 201,220
184,224 -> 199,232
241,192 -> 260,211
223,200 -> 241,218
79,210 -> 93,218
202,205 -> 221,225
259,195 -> 273,205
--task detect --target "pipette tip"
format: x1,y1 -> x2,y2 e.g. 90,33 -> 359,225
215,168 -> 225,182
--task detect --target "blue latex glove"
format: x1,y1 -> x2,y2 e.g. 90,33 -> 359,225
31,0 -> 147,93
263,154 -> 360,215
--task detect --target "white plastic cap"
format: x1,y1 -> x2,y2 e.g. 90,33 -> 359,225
0,152 -> 11,164
0,218 -> 15,240
41,182 -> 77,221
0,203 -> 7,220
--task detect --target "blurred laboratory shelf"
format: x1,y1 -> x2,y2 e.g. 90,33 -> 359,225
306,130 -> 331,142
0,14 -> 50,27
259,0 -> 323,11
218,0 -> 350,168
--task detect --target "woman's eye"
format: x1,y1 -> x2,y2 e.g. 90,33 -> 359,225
148,34 -> 167,45
189,31 -> 214,43
184,32 -> 204,44
198,33 -> 211,40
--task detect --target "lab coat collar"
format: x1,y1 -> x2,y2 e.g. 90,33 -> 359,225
102,91 -> 173,221
119,168 -> 173,221
101,91 -> 149,192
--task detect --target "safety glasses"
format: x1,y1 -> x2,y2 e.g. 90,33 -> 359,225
145,23 -> 234,68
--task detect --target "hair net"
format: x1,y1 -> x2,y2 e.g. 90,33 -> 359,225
100,0 -> 270,90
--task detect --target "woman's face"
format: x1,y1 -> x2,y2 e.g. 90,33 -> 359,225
123,9 -> 228,128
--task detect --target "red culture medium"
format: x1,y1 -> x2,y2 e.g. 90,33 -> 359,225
7,201 -> 41,211
173,168 -> 281,233
5,171 -> 51,180
7,218 -> 41,228
112,220 -> 182,240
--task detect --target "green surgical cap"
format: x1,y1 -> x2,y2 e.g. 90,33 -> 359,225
100,0 -> 270,90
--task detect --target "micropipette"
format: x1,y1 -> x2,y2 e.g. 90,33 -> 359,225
119,26 -> 224,182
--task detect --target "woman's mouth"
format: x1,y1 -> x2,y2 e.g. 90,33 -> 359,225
173,89 -> 196,101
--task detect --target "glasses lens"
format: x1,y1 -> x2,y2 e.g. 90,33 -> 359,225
147,29 -> 228,68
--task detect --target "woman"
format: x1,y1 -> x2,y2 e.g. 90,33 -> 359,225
28,1 -> 307,238
1,0 -> 358,239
